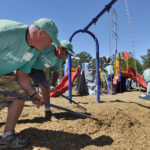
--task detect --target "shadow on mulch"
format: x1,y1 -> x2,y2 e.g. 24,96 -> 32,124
15,127 -> 114,150
0,112 -> 92,127
85,98 -> 150,110
109,99 -> 150,110
53,111 -> 91,120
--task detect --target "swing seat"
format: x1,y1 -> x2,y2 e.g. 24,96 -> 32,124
139,94 -> 150,101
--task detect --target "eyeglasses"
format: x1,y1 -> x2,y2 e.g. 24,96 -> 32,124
62,47 -> 66,51
62,47 -> 68,55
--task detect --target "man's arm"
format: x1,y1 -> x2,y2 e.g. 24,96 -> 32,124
50,71 -> 59,92
16,69 -> 43,106
51,72 -> 59,86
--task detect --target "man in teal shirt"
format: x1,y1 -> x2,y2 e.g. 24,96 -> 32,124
143,67 -> 150,95
0,18 -> 61,149
30,40 -> 75,120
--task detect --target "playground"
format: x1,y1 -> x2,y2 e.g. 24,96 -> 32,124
0,86 -> 150,149
0,0 -> 150,149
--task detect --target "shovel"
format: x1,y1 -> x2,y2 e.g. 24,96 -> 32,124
29,73 -> 87,112
0,89 -> 98,121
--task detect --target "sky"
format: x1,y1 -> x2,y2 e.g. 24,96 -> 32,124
0,0 -> 149,63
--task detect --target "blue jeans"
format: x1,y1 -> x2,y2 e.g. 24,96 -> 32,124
147,82 -> 150,95
107,74 -> 114,92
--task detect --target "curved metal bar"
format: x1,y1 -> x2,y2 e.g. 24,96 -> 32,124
68,29 -> 100,103
83,0 -> 117,31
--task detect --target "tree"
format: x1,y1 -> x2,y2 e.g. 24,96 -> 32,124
128,57 -> 143,74
141,49 -> 150,69
76,51 -> 93,64
91,57 -> 104,69
72,51 -> 93,68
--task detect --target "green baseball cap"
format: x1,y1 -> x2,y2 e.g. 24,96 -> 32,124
60,40 -> 75,56
34,18 -> 60,46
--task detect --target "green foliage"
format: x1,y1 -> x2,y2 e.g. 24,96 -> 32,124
128,57 -> 143,74
141,49 -> 150,69
76,51 -> 93,63
92,57 -> 104,69
72,51 -> 93,68
71,59 -> 80,68
73,51 -> 105,69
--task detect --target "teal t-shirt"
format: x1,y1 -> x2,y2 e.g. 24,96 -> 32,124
0,19 -> 40,75
32,45 -> 64,72
143,68 -> 150,82
104,65 -> 114,75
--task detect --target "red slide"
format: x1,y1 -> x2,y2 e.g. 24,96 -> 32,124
121,51 -> 147,89
50,67 -> 80,97
121,67 -> 147,90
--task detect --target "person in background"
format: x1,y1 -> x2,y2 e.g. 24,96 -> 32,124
126,78 -> 132,91
29,40 -> 75,120
0,18 -> 60,149
143,67 -> 150,95
103,56 -> 115,94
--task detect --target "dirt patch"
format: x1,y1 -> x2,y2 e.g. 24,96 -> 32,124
0,76 -> 150,149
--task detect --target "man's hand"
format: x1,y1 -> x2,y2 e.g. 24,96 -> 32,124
31,93 -> 43,106
16,69 -> 43,106
50,86 -> 56,92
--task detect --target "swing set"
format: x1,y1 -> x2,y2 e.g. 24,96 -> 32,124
67,0 -> 141,103
68,0 -> 118,103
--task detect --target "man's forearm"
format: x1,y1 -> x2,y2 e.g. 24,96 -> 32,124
51,72 -> 59,86
16,69 -> 35,96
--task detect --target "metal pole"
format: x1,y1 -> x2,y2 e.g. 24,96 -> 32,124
84,0 -> 117,31
113,9 -> 118,52
70,30 -> 100,103
119,52 -> 122,92
68,54 -> 72,103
